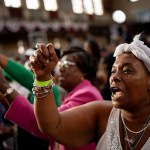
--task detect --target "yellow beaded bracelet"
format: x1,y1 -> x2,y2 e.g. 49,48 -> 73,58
34,79 -> 53,87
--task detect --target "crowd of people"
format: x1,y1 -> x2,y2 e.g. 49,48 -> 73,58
0,30 -> 149,150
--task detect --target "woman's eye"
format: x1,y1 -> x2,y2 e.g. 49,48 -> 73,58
111,70 -> 116,75
123,69 -> 131,74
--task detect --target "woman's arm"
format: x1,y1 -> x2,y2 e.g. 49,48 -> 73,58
30,43 -> 112,147
4,60 -> 34,91
0,54 -> 34,91
0,69 -> 50,140
5,94 -> 49,140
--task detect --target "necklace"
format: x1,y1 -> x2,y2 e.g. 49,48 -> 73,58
121,113 -> 150,134
121,113 -> 150,150
124,124 -> 146,150
124,133 -> 137,144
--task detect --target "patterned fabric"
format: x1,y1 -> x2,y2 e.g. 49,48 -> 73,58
96,108 -> 150,150
114,33 -> 150,72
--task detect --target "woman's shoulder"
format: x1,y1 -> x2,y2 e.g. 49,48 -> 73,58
83,100 -> 113,117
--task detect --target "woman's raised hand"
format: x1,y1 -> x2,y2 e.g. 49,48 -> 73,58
29,43 -> 58,81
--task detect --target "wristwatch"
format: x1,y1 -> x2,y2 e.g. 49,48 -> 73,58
4,88 -> 14,97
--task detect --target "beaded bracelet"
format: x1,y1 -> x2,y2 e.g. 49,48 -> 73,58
33,74 -> 54,87
32,81 -> 55,99
34,79 -> 53,87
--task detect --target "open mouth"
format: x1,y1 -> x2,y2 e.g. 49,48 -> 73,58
111,87 -> 124,98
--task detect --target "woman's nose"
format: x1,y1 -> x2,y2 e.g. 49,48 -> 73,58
110,71 -> 121,83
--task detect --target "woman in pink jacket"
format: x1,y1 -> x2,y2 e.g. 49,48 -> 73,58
0,47 -> 103,150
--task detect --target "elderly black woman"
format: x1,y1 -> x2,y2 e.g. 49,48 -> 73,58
28,32 -> 150,150
0,46 -> 103,150
0,32 -> 150,149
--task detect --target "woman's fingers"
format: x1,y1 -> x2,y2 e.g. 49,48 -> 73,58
46,43 -> 55,59
36,43 -> 49,60
35,43 -> 58,67
29,43 -> 58,79
47,43 -> 58,65
36,43 -> 58,65
34,50 -> 49,67
30,48 -> 49,67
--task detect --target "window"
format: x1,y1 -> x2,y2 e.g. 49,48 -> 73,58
71,0 -> 103,15
93,0 -> 103,15
83,0 -> 93,15
43,0 -> 58,11
4,0 -> 21,8
26,0 -> 39,9
71,0 -> 83,14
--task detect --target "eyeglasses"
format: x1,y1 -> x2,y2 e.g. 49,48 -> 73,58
57,60 -> 76,69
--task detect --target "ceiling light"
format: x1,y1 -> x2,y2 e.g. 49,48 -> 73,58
129,0 -> 139,2
112,10 -> 126,23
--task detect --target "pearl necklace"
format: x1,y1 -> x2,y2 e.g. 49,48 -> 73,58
121,113 -> 150,134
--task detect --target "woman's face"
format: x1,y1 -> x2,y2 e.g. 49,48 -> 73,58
109,53 -> 150,111
56,54 -> 84,92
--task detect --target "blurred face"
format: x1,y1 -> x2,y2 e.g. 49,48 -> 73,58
84,42 -> 92,54
57,54 -> 84,92
109,53 -> 150,111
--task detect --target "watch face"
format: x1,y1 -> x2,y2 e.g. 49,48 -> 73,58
4,88 -> 14,97
7,88 -> 13,94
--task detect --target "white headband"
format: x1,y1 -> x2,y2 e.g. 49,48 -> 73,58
114,33 -> 150,72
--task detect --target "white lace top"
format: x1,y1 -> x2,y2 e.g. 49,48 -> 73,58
96,108 -> 150,150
